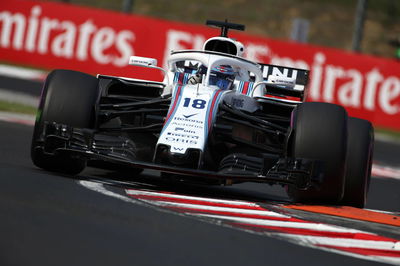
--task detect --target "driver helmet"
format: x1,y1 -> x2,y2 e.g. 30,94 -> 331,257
209,65 -> 235,90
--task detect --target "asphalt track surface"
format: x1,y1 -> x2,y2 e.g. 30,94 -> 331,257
1,76 -> 400,266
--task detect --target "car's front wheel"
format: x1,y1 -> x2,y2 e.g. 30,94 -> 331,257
31,69 -> 100,175
287,102 -> 348,204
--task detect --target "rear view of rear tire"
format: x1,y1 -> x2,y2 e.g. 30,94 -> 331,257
31,70 -> 100,175
287,102 -> 348,204
340,117 -> 374,208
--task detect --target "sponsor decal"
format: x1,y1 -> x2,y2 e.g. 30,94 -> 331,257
173,116 -> 203,124
182,113 -> 198,119
0,4 -> 134,68
165,136 -> 197,144
170,121 -> 203,129
165,131 -> 199,145
175,127 -> 196,134
166,131 -> 199,140
262,65 -> 299,80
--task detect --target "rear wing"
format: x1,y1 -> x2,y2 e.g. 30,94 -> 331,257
258,63 -> 309,101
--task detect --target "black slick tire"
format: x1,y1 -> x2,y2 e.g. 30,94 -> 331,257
340,117 -> 374,208
31,69 -> 100,175
287,102 -> 348,204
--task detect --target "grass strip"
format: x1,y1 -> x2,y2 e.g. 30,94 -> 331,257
0,100 -> 37,115
375,127 -> 400,140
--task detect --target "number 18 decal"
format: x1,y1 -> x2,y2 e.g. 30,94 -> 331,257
182,98 -> 206,109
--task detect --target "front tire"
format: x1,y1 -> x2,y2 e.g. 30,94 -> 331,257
31,70 -> 100,175
287,102 -> 348,204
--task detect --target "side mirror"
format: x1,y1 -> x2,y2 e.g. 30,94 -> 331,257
128,56 -> 169,85
129,56 -> 158,67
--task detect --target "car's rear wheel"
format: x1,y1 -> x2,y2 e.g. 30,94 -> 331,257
31,69 -> 100,175
287,102 -> 347,204
340,117 -> 374,208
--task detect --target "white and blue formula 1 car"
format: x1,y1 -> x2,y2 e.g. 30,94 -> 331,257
31,20 -> 374,207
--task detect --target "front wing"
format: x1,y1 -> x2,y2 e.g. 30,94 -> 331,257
33,122 -> 323,189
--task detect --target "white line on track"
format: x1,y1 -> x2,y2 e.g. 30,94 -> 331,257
275,234 -> 399,251
364,209 -> 400,216
372,256 -> 400,265
80,180 -> 138,204
0,111 -> 35,126
372,164 -> 400,180
0,89 -> 39,107
0,64 -> 46,81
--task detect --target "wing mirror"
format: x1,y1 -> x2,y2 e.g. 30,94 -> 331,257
128,56 -> 169,84
129,56 -> 158,67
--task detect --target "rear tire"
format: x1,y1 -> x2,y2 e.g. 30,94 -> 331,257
31,70 -> 100,175
340,117 -> 374,208
287,102 -> 347,204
